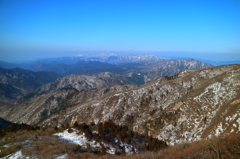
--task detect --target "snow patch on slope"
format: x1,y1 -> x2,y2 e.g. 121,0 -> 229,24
3,150 -> 26,159
54,128 -> 139,155
54,129 -> 100,148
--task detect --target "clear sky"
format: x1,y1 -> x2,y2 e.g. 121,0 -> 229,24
0,0 -> 240,62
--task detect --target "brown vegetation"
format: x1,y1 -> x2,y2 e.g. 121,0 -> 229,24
0,127 -> 98,159
73,121 -> 167,153
1,124 -> 239,159
94,133 -> 240,159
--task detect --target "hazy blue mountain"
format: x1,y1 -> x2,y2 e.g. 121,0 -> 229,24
34,54 -> 171,65
0,67 -> 60,103
0,61 -> 18,69
0,83 -> 23,104
0,54 -> 171,71
41,60 -> 124,75
1,54 -> 238,73
0,117 -> 13,127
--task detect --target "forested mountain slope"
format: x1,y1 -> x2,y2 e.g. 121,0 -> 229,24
1,64 -> 239,146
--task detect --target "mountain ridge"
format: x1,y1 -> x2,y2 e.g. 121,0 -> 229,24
1,64 -> 239,146
0,58 -> 211,105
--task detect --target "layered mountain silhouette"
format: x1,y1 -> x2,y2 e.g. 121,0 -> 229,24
0,57 -> 212,104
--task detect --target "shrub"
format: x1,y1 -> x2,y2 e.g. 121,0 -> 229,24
68,128 -> 73,133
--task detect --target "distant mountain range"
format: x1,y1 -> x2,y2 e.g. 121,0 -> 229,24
1,54 -> 238,71
0,56 -> 212,103
33,53 -> 172,65
0,54 -> 212,77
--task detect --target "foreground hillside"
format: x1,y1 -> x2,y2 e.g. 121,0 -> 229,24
0,126 -> 239,158
0,64 -> 239,146
102,133 -> 240,159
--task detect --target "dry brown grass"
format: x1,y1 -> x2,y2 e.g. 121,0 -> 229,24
0,128 -> 98,159
1,128 -> 239,159
89,133 -> 240,159
0,129 -> 33,157
0,144 -> 22,158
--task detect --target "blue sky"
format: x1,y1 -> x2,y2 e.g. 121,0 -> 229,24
0,0 -> 240,62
